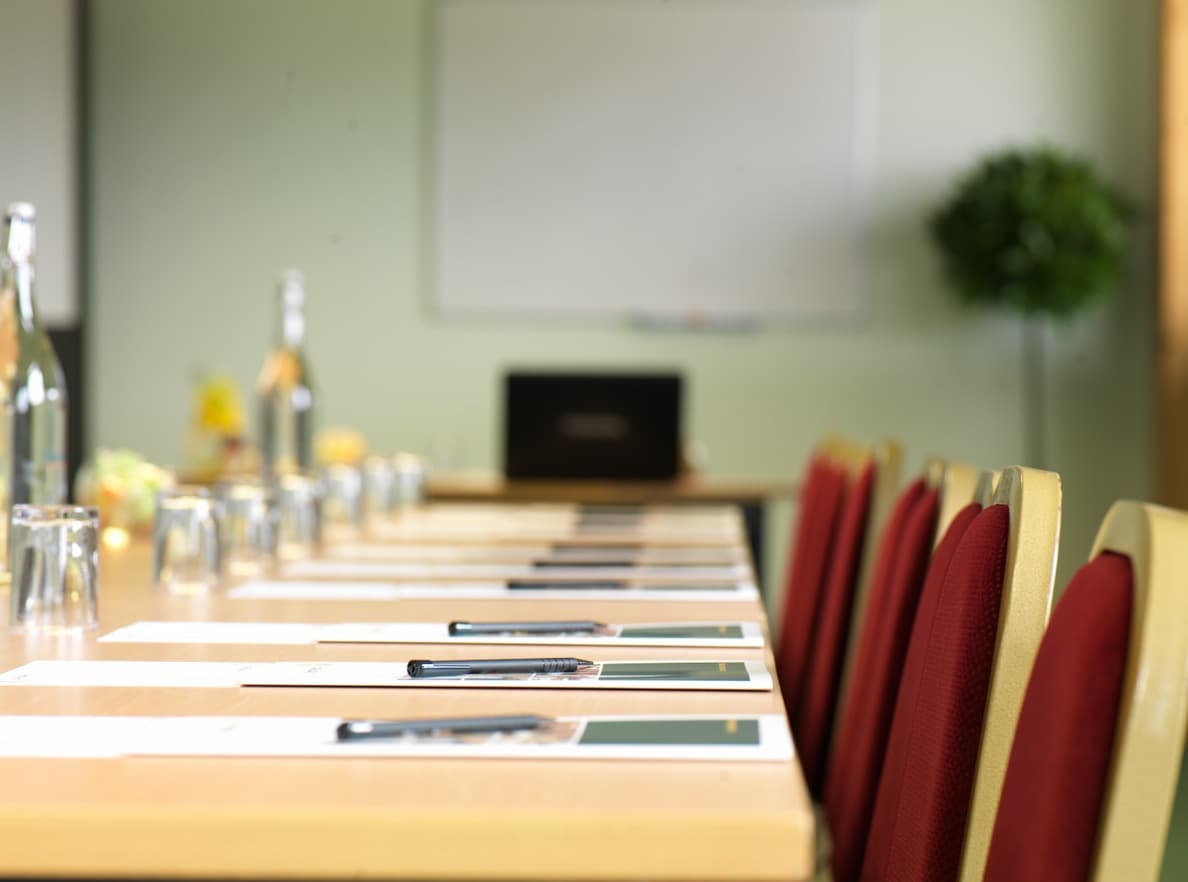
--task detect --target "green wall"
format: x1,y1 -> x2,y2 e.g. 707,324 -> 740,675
86,0 -> 1157,597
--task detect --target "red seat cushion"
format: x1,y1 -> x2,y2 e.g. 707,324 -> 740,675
777,454 -> 848,722
795,461 -> 877,796
860,503 -> 1010,882
825,490 -> 963,882
982,552 -> 1133,882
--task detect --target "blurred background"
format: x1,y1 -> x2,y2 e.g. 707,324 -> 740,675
0,0 -> 1158,603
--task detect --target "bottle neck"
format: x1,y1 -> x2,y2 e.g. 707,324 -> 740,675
278,300 -> 304,349
11,260 -> 39,334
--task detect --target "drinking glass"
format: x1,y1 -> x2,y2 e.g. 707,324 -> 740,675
275,473 -> 323,560
392,452 -> 428,506
362,455 -> 398,517
217,479 -> 277,576
9,504 -> 100,632
153,486 -> 221,592
322,464 -> 363,526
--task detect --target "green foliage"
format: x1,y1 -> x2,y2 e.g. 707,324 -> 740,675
930,148 -> 1132,317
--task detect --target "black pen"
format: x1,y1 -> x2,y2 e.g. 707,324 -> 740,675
507,580 -> 626,591
448,620 -> 606,636
407,657 -> 596,677
336,714 -> 551,741
532,560 -> 634,569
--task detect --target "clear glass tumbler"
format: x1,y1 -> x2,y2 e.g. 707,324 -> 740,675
322,463 -> 363,526
153,486 -> 221,592
9,504 -> 100,632
217,479 -> 277,577
392,452 -> 427,507
362,455 -> 398,518
275,473 -> 323,560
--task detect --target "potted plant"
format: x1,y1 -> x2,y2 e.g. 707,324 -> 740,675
930,147 -> 1132,465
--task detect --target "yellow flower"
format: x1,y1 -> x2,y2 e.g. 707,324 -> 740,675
195,376 -> 245,436
316,428 -> 367,466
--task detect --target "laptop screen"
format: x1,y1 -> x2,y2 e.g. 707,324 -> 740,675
503,372 -> 682,480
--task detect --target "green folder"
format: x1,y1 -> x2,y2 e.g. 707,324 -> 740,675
618,624 -> 745,640
597,661 -> 751,681
579,718 -> 761,746
639,584 -> 738,592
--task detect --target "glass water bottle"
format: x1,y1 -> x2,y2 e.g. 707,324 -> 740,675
0,203 -> 69,571
257,269 -> 314,479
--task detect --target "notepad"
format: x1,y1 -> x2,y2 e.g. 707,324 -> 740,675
0,714 -> 792,761
227,579 -> 760,603
100,620 -> 767,648
0,659 -> 773,691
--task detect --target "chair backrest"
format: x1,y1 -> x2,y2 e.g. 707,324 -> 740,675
841,440 -> 906,678
825,462 -> 979,882
823,481 -> 943,882
957,466 -> 1062,882
1084,502 -> 1188,881
860,466 -> 1060,882
980,550 -> 1133,882
794,459 -> 877,794
794,440 -> 902,791
776,448 -> 849,719
981,500 -> 1188,882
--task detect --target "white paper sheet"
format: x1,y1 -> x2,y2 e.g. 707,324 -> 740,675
100,622 -> 327,645
0,659 -> 773,691
227,579 -> 760,603
0,714 -> 792,761
281,560 -> 751,581
325,543 -> 747,564
364,522 -> 743,544
100,620 -> 767,648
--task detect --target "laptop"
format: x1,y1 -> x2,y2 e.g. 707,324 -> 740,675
503,371 -> 683,480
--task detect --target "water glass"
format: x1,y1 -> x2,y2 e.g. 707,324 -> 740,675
9,505 -> 100,632
362,455 -> 398,516
217,479 -> 277,576
322,464 -> 363,526
275,473 -> 323,560
392,452 -> 428,506
153,486 -> 221,592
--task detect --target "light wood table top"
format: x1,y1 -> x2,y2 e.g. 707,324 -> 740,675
0,536 -> 812,881
427,471 -> 798,505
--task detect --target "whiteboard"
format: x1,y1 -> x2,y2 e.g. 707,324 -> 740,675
430,0 -> 874,325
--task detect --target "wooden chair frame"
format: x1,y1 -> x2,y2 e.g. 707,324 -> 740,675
1082,501 -> 1188,882
958,465 -> 1062,882
934,461 -> 979,545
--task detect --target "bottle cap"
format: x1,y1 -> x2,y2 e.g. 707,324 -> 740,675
4,202 -> 36,262
278,269 -> 305,307
5,202 -> 35,221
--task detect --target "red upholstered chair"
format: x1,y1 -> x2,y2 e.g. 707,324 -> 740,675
859,466 -> 1060,882
983,501 -> 1188,882
825,463 -> 977,882
776,452 -> 848,720
794,460 -> 876,795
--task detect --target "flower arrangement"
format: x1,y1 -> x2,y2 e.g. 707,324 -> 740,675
186,374 -> 256,480
75,448 -> 174,538
316,427 -> 368,466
